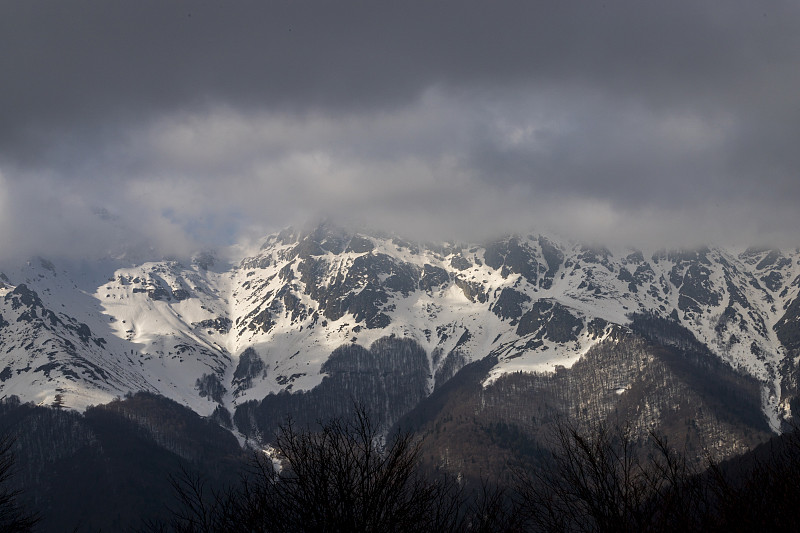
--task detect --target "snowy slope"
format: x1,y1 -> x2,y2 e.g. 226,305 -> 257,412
0,224 -> 798,430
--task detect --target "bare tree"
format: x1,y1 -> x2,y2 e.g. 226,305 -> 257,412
158,406 -> 464,532
461,480 -> 526,533
515,420 -> 708,533
0,435 -> 38,533
156,411 -> 800,533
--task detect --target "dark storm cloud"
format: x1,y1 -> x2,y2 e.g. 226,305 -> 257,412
1,1 -> 800,261
4,2 -> 792,134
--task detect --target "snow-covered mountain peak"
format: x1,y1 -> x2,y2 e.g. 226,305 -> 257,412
1,223 -> 799,433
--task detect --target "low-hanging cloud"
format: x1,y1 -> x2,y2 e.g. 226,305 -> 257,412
1,1 -> 800,264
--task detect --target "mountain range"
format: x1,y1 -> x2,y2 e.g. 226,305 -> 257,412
1,222 -> 799,465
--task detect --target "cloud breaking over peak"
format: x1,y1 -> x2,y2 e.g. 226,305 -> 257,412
2,1 -> 800,264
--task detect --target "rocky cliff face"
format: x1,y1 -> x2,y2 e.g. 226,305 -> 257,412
1,223 -> 798,452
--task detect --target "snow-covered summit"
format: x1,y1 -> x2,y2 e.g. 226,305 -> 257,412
1,223 -> 799,431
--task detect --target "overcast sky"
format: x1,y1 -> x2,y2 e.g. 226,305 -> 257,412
2,1 -> 800,262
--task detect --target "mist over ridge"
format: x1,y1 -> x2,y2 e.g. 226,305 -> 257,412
2,3 -> 800,265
